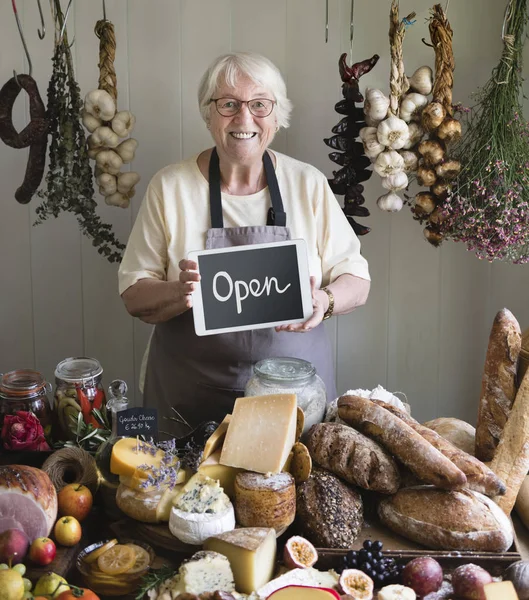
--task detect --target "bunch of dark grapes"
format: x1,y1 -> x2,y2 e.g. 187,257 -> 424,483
339,540 -> 405,587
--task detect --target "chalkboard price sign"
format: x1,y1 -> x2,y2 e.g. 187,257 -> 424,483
116,407 -> 158,439
189,240 -> 313,336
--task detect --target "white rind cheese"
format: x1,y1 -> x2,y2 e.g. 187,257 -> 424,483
174,472 -> 230,513
256,567 -> 339,599
169,503 -> 236,545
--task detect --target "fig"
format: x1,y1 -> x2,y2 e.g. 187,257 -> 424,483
338,569 -> 374,599
283,535 -> 318,569
401,556 -> 443,596
378,584 -> 416,600
504,560 -> 529,600
451,563 -> 493,600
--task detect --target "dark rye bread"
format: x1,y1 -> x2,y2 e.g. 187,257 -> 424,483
475,308 -> 521,462
373,400 -> 506,497
296,466 -> 363,549
338,395 -> 467,490
305,422 -> 400,494
378,486 -> 514,552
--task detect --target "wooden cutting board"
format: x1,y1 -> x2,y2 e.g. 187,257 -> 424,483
26,541 -> 81,583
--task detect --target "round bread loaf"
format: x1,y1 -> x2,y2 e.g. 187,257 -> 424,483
234,471 -> 295,533
422,417 -> 476,456
378,485 -> 514,552
295,466 -> 363,548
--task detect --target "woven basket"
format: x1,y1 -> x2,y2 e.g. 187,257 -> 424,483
519,327 -> 529,384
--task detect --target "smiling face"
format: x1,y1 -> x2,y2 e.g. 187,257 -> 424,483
208,75 -> 278,166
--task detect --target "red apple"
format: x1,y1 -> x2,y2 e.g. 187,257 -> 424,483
29,537 -> 56,566
57,483 -> 93,522
0,528 -> 29,564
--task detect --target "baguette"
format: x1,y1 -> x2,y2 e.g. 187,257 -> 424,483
338,395 -> 467,490
305,422 -> 400,494
373,400 -> 505,497
378,485 -> 514,552
490,367 -> 529,514
475,308 -> 521,462
515,474 -> 529,529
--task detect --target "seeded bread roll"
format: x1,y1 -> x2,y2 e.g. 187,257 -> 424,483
378,485 -> 514,552
475,308 -> 521,462
373,400 -> 505,497
296,466 -> 363,548
305,422 -> 400,494
338,395 -> 467,490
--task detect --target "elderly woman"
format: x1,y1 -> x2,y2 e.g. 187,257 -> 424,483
119,52 -> 370,431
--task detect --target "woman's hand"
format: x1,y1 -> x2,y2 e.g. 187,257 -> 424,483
177,258 -> 200,311
275,276 -> 327,333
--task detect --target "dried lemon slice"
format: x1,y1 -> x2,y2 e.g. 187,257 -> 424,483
97,544 -> 136,575
84,539 -> 118,564
125,543 -> 151,574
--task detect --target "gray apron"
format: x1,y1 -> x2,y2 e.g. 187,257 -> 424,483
144,148 -> 336,436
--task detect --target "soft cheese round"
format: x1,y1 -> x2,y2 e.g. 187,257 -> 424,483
169,503 -> 236,545
234,471 -> 296,533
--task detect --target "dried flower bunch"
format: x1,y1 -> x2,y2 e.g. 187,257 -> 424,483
439,0 -> 529,262
137,439 -> 182,491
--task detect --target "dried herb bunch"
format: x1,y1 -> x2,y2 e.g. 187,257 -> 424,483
35,0 -> 125,263
439,0 -> 529,263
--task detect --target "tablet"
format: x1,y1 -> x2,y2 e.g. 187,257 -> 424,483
188,239 -> 313,336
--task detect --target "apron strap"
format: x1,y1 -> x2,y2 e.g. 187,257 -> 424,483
209,148 -> 287,228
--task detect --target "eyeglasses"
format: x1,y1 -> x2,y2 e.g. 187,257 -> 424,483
210,97 -> 276,118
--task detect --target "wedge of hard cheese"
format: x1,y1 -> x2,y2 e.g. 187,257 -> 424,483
484,580 -> 519,599
198,450 -> 242,498
202,415 -> 231,460
268,586 -> 340,599
220,394 -> 297,474
204,526 -> 276,594
111,438 -> 168,478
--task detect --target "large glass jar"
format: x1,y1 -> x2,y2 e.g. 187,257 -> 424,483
54,357 -> 106,440
244,357 -> 327,435
0,370 -> 53,451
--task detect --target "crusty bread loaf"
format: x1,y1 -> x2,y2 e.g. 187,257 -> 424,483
378,485 -> 514,552
515,474 -> 529,529
373,400 -> 505,497
475,308 -> 521,462
296,466 -> 363,548
490,368 -> 529,514
422,417 -> 476,455
337,395 -> 467,490
305,422 -> 400,494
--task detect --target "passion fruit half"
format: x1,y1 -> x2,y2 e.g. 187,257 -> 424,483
338,568 -> 374,600
283,535 -> 318,569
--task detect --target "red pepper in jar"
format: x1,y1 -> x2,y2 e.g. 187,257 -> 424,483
76,387 -> 101,429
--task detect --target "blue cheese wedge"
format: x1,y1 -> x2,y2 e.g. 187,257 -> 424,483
169,473 -> 235,544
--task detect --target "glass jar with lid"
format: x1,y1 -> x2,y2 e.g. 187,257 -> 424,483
244,357 -> 327,435
0,370 -> 53,451
54,357 -> 106,440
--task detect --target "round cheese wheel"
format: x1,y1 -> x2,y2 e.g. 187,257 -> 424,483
234,471 -> 296,533
115,483 -> 164,523
169,503 -> 236,545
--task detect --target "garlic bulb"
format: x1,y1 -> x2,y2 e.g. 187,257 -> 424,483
359,127 -> 377,141
95,149 -> 123,175
402,121 -> 424,149
91,126 -> 120,149
399,150 -> 419,173
112,111 -> 136,138
363,136 -> 385,160
416,165 -> 437,187
117,171 -> 141,194
96,173 -> 118,197
399,93 -> 428,123
435,159 -> 461,180
414,192 -> 437,215
418,140 -> 445,166
436,117 -> 462,144
364,88 -> 390,123
374,150 -> 405,177
424,226 -> 443,246
105,192 -> 130,209
377,116 -> 410,150
82,110 -> 102,133
408,66 -> 434,95
381,172 -> 408,191
429,207 -> 447,225
431,181 -> 451,200
421,102 -> 447,132
115,138 -> 139,164
84,89 -> 116,122
87,147 -> 101,160
377,192 -> 403,212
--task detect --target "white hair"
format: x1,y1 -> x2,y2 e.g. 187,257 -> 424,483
198,52 -> 293,129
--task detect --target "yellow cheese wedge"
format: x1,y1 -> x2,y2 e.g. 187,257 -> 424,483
110,438 -> 166,477
156,484 -> 184,521
484,581 -> 519,600
202,415 -> 231,461
198,450 -> 242,498
220,394 -> 297,474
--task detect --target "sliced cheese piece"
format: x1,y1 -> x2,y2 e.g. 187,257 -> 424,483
169,503 -> 235,545
220,394 -> 297,474
198,450 -> 242,498
204,527 -> 276,594
156,484 -> 184,522
110,438 -> 166,478
257,568 -> 340,600
169,551 -> 235,596
203,414 -> 231,460
119,467 -> 185,491
484,581 -> 519,600
268,586 -> 340,600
